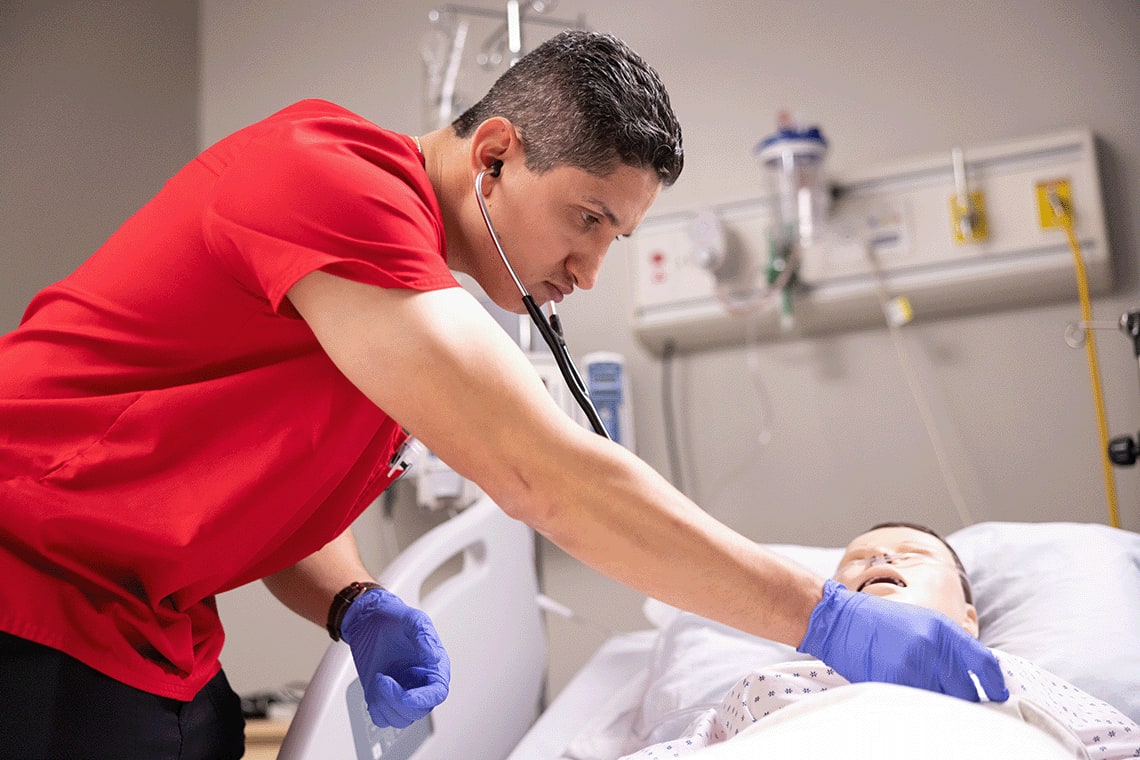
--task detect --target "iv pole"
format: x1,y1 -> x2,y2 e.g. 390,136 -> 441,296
430,2 -> 587,67
424,2 -> 586,130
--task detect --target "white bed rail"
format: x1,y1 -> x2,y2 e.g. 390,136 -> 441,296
279,494 -> 546,760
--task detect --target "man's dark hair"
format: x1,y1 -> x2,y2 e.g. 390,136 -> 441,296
452,30 -> 684,186
869,521 -> 974,605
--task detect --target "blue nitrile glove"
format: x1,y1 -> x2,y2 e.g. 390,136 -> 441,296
798,580 -> 1008,702
340,588 -> 451,728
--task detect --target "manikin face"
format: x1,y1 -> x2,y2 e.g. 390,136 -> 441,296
832,526 -> 979,637
462,159 -> 661,314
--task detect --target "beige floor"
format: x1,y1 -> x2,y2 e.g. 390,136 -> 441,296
243,718 -> 290,759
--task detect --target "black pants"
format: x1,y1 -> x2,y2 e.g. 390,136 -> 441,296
0,631 -> 245,760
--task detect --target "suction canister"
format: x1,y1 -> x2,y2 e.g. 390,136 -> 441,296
754,118 -> 829,251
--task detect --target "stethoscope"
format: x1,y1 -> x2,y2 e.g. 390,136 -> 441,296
474,161 -> 612,440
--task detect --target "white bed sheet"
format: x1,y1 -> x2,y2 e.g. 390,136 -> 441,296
620,683 -> 1087,760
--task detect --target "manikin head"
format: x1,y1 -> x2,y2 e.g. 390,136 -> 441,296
431,30 -> 683,314
832,522 -> 979,638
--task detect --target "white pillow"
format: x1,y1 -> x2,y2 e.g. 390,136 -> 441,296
639,524 -> 1140,731
948,521 -> 1140,723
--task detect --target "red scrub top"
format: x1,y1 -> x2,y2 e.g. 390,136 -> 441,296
0,100 -> 459,700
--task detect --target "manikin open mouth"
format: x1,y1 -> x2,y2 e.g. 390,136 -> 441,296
857,576 -> 907,592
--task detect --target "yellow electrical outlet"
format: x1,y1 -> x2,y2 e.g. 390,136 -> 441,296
949,191 -> 988,244
1036,178 -> 1072,228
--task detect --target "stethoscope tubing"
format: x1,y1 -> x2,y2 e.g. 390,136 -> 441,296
474,166 -> 612,440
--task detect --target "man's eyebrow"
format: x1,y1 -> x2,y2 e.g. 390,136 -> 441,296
586,198 -> 621,228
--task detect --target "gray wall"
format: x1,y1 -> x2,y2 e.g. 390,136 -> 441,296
5,0 -> 1139,705
1,0 -> 199,328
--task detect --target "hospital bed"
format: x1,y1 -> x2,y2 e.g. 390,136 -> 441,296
280,494 -> 1140,759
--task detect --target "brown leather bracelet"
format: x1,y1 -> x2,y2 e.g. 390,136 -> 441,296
326,581 -> 383,641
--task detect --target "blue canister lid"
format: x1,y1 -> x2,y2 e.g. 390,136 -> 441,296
753,126 -> 828,160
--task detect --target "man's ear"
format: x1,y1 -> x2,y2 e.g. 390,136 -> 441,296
468,117 -> 521,179
962,603 -> 980,639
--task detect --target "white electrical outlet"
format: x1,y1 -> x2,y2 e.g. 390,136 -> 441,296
633,217 -> 715,311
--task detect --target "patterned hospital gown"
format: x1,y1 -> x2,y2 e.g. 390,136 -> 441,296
621,650 -> 1140,759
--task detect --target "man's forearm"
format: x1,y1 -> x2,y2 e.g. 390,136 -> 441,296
262,529 -> 373,627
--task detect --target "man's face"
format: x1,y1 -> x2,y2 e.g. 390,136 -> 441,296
832,526 -> 979,637
464,160 -> 661,314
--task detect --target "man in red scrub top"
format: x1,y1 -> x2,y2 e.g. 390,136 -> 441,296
0,30 -> 1006,760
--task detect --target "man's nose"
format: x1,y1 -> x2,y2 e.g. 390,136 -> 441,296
567,241 -> 609,291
